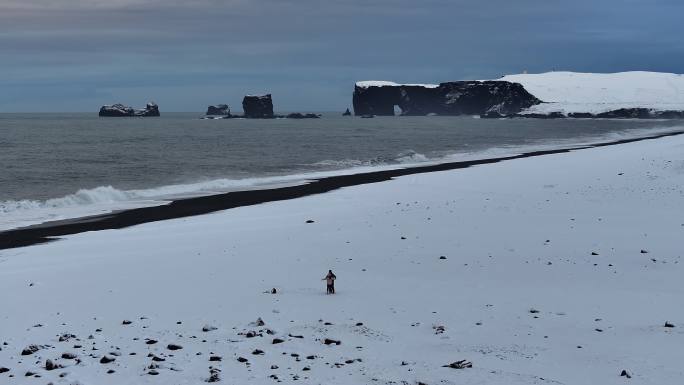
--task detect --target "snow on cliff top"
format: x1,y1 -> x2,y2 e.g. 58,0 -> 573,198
500,71 -> 684,114
355,80 -> 439,88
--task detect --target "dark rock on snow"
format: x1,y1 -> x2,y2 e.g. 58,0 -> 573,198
99,355 -> 116,364
167,344 -> 183,350
21,345 -> 40,356
99,102 -> 160,117
443,360 -> 473,369
323,338 -> 341,345
343,108 -> 352,116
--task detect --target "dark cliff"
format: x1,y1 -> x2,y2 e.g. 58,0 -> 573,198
352,81 -> 540,116
242,95 -> 274,118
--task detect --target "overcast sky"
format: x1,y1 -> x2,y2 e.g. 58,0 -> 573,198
1,0 -> 683,112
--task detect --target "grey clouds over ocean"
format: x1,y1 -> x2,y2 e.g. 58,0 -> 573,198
1,0 -> 683,112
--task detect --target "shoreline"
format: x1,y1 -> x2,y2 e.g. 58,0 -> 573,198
1,131 -> 683,384
2,129 -> 683,250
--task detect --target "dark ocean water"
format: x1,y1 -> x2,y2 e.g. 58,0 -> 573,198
1,112 -> 682,229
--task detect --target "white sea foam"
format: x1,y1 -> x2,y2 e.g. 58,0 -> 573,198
1,128 -> 682,232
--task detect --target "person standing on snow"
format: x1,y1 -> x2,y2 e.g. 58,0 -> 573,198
323,270 -> 337,294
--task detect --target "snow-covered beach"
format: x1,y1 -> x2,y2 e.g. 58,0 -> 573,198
1,133 -> 683,385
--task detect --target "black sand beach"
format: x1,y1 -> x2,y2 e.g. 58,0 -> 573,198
1,129 -> 682,251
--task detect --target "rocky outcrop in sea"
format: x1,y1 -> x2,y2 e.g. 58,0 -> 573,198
206,104 -> 231,116
242,95 -> 274,118
99,102 -> 160,117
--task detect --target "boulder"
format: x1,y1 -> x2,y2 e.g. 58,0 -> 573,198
99,102 -> 160,117
242,94 -> 274,118
207,104 -> 231,116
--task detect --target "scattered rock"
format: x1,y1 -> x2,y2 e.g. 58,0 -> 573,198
45,359 -> 60,371
529,309 -> 540,314
252,349 -> 265,355
271,288 -> 277,294
148,370 -> 159,375
99,355 -> 116,364
58,334 -> 77,342
640,249 -> 649,254
167,344 -> 183,351
306,219 -> 315,223
271,365 -> 279,369
122,320 -> 132,325
439,256 -> 447,260
443,360 -> 473,369
146,339 -> 158,345
664,322 -> 675,328
209,356 -> 222,362
21,345 -> 40,356
206,367 -> 221,382
0,367 -> 9,374
323,338 -> 341,345
202,325 -> 218,332
272,338 -> 285,344
621,369 -> 632,378
237,357 -> 249,363
253,317 -> 265,327
433,325 -> 446,334
591,252 -> 599,256
244,331 -> 258,338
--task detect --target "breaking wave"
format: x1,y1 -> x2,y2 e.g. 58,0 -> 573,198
312,150 -> 429,168
0,150 -> 436,230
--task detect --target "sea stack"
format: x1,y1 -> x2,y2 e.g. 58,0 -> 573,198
99,102 -> 160,117
242,94 -> 274,118
206,104 -> 231,116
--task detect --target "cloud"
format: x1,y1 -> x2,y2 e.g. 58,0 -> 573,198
0,0 -> 683,111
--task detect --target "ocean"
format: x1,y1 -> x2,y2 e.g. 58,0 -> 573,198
1,112 -> 682,230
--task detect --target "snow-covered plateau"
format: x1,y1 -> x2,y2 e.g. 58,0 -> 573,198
354,71 -> 684,117
501,71 -> 684,115
1,134 -> 684,384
